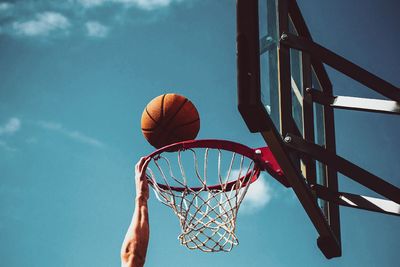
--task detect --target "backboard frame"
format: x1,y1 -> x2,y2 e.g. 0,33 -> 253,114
237,0 -> 341,258
237,0 -> 400,259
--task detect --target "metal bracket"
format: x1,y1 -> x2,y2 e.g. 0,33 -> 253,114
284,133 -> 400,204
280,32 -> 400,102
260,35 -> 276,55
306,88 -> 400,115
255,147 -> 290,187
313,184 -> 400,217
260,128 -> 341,258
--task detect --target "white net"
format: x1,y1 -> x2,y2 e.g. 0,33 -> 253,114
146,147 -> 260,252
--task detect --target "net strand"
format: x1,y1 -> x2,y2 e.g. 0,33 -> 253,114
147,146 -> 259,252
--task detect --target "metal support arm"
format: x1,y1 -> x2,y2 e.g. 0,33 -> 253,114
280,32 -> 400,102
307,88 -> 400,115
284,133 -> 400,204
313,184 -> 400,217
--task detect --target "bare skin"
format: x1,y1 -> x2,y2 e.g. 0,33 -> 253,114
121,157 -> 151,267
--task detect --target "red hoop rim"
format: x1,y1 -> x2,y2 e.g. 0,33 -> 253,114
145,139 -> 284,192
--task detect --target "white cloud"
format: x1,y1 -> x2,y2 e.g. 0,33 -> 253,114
222,169 -> 274,214
0,117 -> 21,135
85,21 -> 109,38
1,0 -> 190,39
77,0 -> 108,8
0,140 -> 16,151
13,12 -> 70,36
78,0 -> 182,10
240,174 -> 273,214
37,121 -> 104,148
0,2 -> 12,11
38,121 -> 62,130
121,0 -> 177,10
67,130 -> 104,147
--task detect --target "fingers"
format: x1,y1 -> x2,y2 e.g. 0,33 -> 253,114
140,157 -> 152,181
135,156 -> 152,179
142,157 -> 151,171
136,157 -> 147,171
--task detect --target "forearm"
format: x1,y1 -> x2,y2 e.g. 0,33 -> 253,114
121,197 -> 150,267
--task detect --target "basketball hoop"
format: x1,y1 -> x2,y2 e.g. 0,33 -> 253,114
145,139 -> 283,252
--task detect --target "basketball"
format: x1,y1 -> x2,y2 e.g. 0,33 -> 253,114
141,93 -> 200,148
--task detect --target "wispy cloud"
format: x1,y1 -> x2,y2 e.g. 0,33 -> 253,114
240,174 -> 273,213
37,121 -> 105,148
121,0 -> 183,10
13,12 -> 70,36
77,0 -> 107,8
0,140 -> 16,151
1,0 -> 191,39
0,117 -> 20,151
0,117 -> 21,135
0,2 -> 12,11
223,169 -> 275,214
85,21 -> 109,37
78,0 -> 183,10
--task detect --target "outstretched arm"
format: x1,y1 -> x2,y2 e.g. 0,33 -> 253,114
121,157 -> 151,267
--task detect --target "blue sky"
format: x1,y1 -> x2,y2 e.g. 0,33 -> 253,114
0,0 -> 399,266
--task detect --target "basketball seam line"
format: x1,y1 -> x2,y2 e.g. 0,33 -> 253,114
173,118 -> 199,129
142,118 -> 199,133
152,98 -> 193,143
163,118 -> 199,144
144,108 -> 158,126
143,95 -> 198,148
142,96 -> 189,131
163,97 -> 189,128
161,94 -> 166,120
142,94 -> 167,131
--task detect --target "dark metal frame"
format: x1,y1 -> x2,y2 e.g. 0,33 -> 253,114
284,134 -> 400,204
280,33 -> 400,102
313,184 -> 400,217
237,0 -> 399,259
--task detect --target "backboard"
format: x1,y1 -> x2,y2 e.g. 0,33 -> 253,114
237,0 -> 341,258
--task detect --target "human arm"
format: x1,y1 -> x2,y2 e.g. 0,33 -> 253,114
121,157 -> 151,267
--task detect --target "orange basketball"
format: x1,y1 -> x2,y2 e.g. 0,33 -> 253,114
141,93 -> 200,148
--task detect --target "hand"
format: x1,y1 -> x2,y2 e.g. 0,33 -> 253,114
135,157 -> 151,201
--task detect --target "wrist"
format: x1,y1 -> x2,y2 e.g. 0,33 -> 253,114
135,195 -> 148,203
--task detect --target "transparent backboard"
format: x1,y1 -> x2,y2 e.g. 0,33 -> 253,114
258,0 -> 329,217
237,0 -> 341,257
